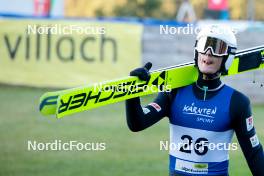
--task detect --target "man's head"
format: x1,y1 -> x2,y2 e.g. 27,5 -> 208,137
194,24 -> 237,78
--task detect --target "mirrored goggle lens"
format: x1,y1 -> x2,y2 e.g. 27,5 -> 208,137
196,36 -> 228,56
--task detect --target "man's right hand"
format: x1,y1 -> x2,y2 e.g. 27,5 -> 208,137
130,62 -> 152,81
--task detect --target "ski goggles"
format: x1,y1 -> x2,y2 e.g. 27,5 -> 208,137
195,36 -> 229,56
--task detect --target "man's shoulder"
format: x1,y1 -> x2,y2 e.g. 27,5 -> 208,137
226,85 -> 252,122
155,88 -> 179,105
225,85 -> 251,110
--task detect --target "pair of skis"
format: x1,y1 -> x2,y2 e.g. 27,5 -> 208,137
39,45 -> 264,118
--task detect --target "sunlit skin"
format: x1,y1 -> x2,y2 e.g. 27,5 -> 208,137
198,49 -> 223,79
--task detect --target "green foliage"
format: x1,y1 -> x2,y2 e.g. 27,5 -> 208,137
94,0 -> 264,20
95,0 -> 175,19
114,0 -> 161,18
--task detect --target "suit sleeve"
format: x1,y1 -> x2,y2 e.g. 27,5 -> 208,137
230,90 -> 264,176
125,91 -> 174,132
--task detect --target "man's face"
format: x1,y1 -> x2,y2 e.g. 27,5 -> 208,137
197,49 -> 223,74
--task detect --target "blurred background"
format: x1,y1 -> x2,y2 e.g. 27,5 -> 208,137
0,0 -> 263,176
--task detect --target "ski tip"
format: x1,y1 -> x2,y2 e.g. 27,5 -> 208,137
39,92 -> 59,116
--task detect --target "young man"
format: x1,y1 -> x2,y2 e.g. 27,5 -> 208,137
125,25 -> 264,176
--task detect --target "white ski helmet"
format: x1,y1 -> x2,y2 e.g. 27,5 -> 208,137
194,24 -> 237,74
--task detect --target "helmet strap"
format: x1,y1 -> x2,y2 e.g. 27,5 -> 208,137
219,55 -> 229,75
